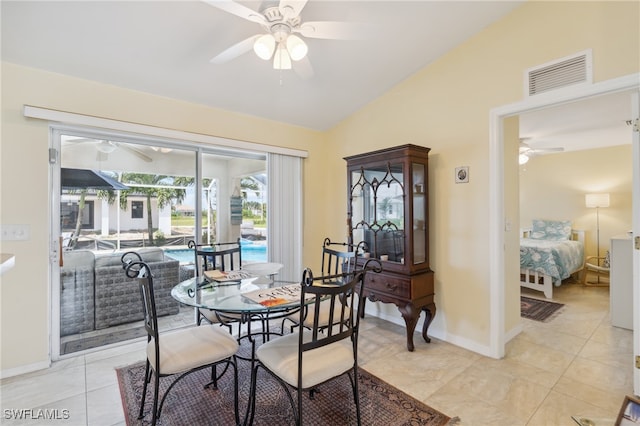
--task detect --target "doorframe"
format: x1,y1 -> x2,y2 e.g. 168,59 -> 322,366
488,73 -> 640,359
631,90 -> 639,395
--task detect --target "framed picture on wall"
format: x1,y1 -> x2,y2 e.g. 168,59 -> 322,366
616,395 -> 640,425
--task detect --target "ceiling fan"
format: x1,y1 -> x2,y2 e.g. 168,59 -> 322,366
65,138 -> 153,163
519,139 -> 564,165
205,0 -> 370,70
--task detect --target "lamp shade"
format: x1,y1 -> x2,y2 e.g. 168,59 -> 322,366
585,193 -> 610,208
286,35 -> 308,61
518,154 -> 529,165
273,43 -> 291,69
254,34 -> 276,60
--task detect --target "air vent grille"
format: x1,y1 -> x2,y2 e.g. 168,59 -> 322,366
527,51 -> 591,96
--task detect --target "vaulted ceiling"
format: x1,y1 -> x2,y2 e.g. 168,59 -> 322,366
2,1 -> 633,152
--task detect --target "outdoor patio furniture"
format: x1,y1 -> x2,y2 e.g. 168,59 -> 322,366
60,250 -> 95,336
59,248 -> 180,336
94,248 -> 180,329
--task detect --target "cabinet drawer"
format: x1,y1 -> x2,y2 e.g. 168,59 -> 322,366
365,274 -> 410,298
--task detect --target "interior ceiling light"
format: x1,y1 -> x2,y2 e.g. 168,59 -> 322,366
207,0 -> 375,73
273,42 -> 292,70
518,153 -> 530,165
253,34 -> 276,60
151,147 -> 173,154
96,140 -> 117,154
252,21 -> 307,69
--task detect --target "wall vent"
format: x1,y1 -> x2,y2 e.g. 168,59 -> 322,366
525,50 -> 592,96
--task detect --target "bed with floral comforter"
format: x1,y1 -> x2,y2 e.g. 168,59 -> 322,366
520,219 -> 584,299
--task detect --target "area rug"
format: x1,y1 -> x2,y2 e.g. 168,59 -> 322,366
117,355 -> 455,425
521,296 -> 565,322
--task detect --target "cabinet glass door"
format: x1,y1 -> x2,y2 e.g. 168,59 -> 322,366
350,162 -> 405,262
412,163 -> 426,264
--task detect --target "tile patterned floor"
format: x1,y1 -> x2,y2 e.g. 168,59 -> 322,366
1,278 -> 633,425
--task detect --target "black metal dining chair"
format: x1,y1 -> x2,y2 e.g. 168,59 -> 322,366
246,265 -> 376,426
285,238 -> 367,332
120,251 -> 240,426
188,239 -> 244,330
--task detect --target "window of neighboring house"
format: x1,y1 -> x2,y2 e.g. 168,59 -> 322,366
60,200 -> 94,230
131,201 -> 144,219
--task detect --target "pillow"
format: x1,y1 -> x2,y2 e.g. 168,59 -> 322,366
530,219 -> 572,241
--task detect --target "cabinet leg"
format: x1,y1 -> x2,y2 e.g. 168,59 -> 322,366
398,303 -> 419,352
421,303 -> 435,343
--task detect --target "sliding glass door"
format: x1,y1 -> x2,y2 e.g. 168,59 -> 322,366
52,128 -> 270,358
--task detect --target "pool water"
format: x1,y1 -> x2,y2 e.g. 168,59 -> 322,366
165,243 -> 267,263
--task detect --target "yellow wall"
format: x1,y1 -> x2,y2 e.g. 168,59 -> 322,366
520,145 -> 633,256
1,0 -> 639,373
327,1 -> 638,348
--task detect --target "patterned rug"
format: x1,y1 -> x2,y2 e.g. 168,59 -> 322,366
116,342 -> 456,425
521,296 -> 565,322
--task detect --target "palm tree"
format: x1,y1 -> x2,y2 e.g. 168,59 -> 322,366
119,173 -> 187,245
68,188 -> 118,249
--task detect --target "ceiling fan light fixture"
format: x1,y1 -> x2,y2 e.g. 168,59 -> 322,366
96,141 -> 116,154
151,147 -> 173,154
273,43 -> 292,69
254,34 -> 276,60
518,153 -> 530,165
286,34 -> 307,61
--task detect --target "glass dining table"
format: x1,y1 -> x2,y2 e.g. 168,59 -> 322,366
171,276 -> 304,351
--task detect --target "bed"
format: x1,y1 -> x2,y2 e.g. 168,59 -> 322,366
520,219 -> 585,299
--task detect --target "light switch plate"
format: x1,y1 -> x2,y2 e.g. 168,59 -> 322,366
1,224 -> 31,241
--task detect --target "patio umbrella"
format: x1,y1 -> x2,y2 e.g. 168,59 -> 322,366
61,168 -> 129,190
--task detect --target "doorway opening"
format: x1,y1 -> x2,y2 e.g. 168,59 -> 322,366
489,73 -> 640,360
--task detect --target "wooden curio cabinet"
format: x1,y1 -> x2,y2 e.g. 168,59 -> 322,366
345,144 -> 434,351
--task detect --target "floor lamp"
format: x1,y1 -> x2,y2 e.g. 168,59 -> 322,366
585,193 -> 610,283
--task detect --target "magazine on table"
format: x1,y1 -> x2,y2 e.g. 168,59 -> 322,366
242,283 -> 314,307
203,269 -> 253,283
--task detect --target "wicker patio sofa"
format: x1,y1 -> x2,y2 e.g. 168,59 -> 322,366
60,248 -> 180,335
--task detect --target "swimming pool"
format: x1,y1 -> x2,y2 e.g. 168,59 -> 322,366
165,243 -> 267,263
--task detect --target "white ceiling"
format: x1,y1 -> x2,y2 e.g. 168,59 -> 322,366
519,90 -> 634,153
1,0 -> 633,151
2,0 -> 524,131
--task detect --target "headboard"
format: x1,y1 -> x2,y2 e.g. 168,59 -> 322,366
521,228 -> 585,245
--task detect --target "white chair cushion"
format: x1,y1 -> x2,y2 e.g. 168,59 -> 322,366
147,326 -> 239,375
302,300 -> 334,328
301,296 -> 360,328
256,330 -> 354,389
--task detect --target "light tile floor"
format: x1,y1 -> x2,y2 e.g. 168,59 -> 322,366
1,277 -> 633,426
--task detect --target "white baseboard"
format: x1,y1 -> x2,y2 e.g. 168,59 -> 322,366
1,360 -> 51,380
363,301 -> 496,358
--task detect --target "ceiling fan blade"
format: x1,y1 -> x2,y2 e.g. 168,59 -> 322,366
210,35 -> 261,64
279,0 -> 308,18
534,147 -> 564,152
116,143 -> 153,163
201,0 -> 265,25
296,21 -> 375,40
